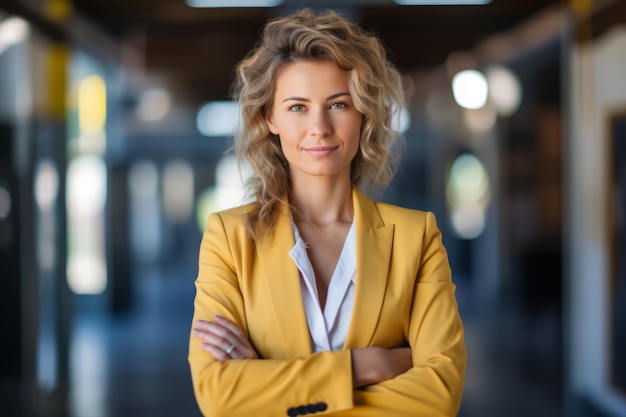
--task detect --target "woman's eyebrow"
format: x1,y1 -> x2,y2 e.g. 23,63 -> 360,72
282,92 -> 351,103
327,92 -> 350,100
282,96 -> 309,103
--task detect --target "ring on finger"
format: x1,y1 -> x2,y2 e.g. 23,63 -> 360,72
225,344 -> 235,355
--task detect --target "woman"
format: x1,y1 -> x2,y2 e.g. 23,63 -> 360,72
189,8 -> 466,417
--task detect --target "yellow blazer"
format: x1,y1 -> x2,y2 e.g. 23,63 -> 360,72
189,187 -> 466,417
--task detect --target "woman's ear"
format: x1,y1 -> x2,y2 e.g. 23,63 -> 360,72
265,110 -> 278,135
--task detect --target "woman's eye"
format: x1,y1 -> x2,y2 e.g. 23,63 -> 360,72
289,104 -> 306,112
330,102 -> 347,110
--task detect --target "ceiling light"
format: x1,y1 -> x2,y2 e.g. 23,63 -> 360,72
452,69 -> 488,110
394,0 -> 491,5
486,65 -> 522,117
186,0 -> 282,7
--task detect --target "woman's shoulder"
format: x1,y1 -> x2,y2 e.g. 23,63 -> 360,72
354,187 -> 432,226
214,202 -> 255,218
370,201 -> 445,238
373,200 -> 432,224
206,203 -> 254,231
370,201 -> 445,249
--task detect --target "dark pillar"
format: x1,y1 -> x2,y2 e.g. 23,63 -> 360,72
0,123 -> 21,379
108,165 -> 133,313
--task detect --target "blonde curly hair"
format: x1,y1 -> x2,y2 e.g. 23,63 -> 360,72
233,8 -> 404,243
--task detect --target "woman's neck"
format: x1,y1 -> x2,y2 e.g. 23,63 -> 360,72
290,175 -> 353,226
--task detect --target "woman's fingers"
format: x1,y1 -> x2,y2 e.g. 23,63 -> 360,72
193,318 -> 258,360
390,347 -> 413,372
201,342 -> 232,361
193,320 -> 238,361
213,316 -> 259,359
193,326 -> 235,350
215,315 -> 248,345
351,346 -> 414,388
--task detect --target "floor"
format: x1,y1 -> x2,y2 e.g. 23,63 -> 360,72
8,265 -> 572,417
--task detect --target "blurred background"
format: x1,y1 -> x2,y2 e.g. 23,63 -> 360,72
0,0 -> 625,416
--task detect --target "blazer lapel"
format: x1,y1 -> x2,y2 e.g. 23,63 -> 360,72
344,187 -> 395,349
257,202 -> 312,357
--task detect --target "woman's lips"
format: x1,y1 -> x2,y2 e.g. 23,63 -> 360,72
304,146 -> 338,157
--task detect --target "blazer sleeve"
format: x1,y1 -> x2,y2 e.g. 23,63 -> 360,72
188,212 -> 355,417
331,211 -> 467,417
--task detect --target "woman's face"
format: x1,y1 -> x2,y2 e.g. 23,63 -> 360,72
265,60 -> 362,184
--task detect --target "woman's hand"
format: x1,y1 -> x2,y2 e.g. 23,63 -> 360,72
351,347 -> 413,388
193,315 -> 259,361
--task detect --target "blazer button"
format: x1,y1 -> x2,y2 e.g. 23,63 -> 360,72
287,407 -> 298,416
306,404 -> 318,413
297,405 -> 308,415
315,402 -> 328,412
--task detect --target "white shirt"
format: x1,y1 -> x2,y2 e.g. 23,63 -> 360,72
289,221 -> 356,352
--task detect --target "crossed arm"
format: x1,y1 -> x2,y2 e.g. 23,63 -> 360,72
193,315 -> 413,388
189,286 -> 464,417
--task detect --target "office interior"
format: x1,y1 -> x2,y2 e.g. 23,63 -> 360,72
0,0 -> 625,416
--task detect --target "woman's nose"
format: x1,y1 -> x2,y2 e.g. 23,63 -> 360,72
309,109 -> 332,137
